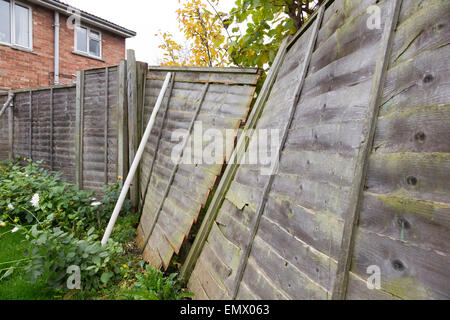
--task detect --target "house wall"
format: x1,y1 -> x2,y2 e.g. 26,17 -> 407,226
0,2 -> 126,90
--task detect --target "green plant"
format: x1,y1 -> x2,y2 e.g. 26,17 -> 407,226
0,158 -> 144,299
24,225 -> 123,291
227,0 -> 322,69
120,265 -> 194,300
111,212 -> 140,244
0,225 -> 57,300
0,158 -> 130,238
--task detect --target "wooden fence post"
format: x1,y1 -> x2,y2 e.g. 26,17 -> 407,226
136,61 -> 148,209
137,62 -> 148,140
117,60 -> 129,189
127,49 -> 139,210
126,51 -> 149,211
75,70 -> 85,189
332,0 -> 403,300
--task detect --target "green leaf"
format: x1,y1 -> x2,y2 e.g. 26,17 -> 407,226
92,256 -> 101,265
87,227 -> 95,236
100,272 -> 114,284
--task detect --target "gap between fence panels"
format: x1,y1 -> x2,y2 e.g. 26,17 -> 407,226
101,72 -> 173,246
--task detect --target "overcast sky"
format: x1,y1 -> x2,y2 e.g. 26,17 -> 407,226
66,0 -> 236,65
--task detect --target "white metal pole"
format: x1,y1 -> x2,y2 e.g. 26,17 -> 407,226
54,11 -> 60,85
101,72 -> 172,246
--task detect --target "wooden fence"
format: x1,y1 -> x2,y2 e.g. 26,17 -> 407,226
0,0 -> 448,300
136,66 -> 260,269
0,66 -> 122,193
181,0 -> 450,300
0,56 -> 261,219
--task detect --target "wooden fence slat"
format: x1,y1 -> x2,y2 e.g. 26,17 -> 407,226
179,36 -> 291,283
139,74 -> 176,213
141,82 -> 210,253
117,60 -> 129,187
140,69 -> 147,138
127,50 -> 139,209
104,67 -> 109,185
75,71 -> 85,189
331,0 -> 404,300
137,62 -> 148,140
231,5 -> 325,299
136,61 -> 148,208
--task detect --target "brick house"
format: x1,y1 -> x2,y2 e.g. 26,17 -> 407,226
0,0 -> 136,90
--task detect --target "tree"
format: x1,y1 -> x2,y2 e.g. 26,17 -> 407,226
227,0 -> 323,69
157,31 -> 186,66
158,0 -> 228,67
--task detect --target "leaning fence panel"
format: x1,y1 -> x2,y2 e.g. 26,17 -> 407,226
136,67 -> 260,270
185,0 -> 450,300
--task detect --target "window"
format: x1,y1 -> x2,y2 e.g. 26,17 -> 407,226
75,26 -> 102,58
0,0 -> 32,49
0,1 -> 11,44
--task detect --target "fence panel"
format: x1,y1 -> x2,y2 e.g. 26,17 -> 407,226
184,0 -> 450,300
0,66 -> 121,194
136,67 -> 260,270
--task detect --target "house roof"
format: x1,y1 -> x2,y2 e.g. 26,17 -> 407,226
28,0 -> 136,38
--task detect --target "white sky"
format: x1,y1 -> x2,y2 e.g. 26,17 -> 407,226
66,0 -> 237,65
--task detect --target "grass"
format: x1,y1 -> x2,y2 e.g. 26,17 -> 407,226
0,226 -> 57,300
0,212 -> 144,301
0,161 -> 191,300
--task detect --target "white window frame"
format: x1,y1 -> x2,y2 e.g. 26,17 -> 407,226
74,25 -> 102,59
0,0 -> 33,50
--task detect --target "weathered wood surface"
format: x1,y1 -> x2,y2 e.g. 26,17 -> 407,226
349,0 -> 450,300
137,68 -> 259,270
0,0 -> 448,301
127,50 -> 140,208
332,0 -> 403,299
231,6 -> 326,299
80,67 -> 120,193
181,38 -> 291,284
188,0 -> 369,300
0,67 -> 120,193
147,68 -> 260,86
186,0 -> 449,300
47,87 -> 77,182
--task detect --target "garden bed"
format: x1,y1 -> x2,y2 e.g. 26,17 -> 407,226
0,159 -> 192,300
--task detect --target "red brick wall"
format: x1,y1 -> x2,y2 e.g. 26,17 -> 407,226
0,2 -> 126,90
